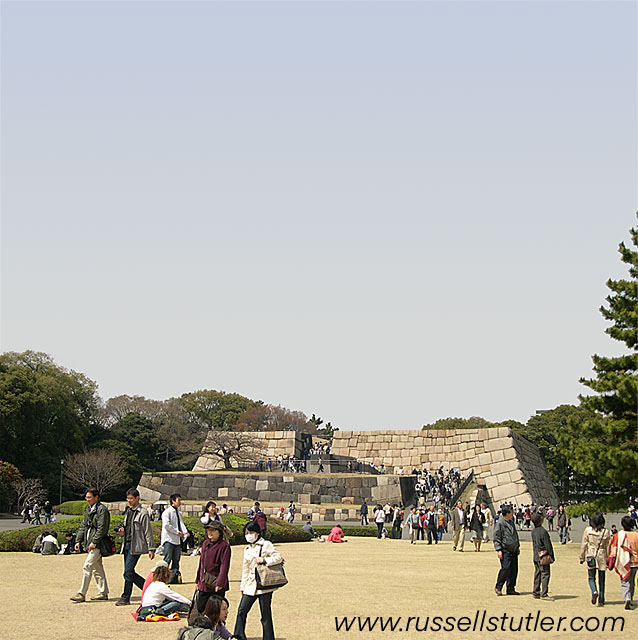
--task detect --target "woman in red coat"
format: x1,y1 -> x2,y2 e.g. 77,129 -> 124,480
327,525 -> 347,543
195,520 -> 231,614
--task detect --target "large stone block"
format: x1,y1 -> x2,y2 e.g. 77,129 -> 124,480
256,480 -> 269,491
490,459 -> 519,476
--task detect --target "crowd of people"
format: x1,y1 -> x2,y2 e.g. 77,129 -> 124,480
31,482 -> 636,638
62,488 -> 286,640
413,467 -> 465,508
20,500 -> 53,525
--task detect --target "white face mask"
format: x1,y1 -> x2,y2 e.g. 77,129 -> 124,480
245,532 -> 259,544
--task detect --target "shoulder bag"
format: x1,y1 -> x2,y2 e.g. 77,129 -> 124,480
198,542 -> 218,589
539,549 -> 554,566
586,529 -> 605,569
254,545 -> 288,590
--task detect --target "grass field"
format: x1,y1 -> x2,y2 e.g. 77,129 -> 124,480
1,537 -> 636,639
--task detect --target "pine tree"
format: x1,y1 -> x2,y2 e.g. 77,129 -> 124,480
562,221 -> 638,497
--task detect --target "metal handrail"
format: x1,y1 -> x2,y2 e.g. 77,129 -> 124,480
449,470 -> 475,507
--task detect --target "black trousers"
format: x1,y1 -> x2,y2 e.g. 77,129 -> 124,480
196,588 -> 228,614
496,549 -> 519,593
233,592 -> 274,640
427,528 -> 438,544
392,523 -> 402,539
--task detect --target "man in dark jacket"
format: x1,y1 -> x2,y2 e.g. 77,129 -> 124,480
115,488 -> 155,606
493,504 -> 520,596
426,506 -> 438,544
531,512 -> 554,600
70,488 -> 110,602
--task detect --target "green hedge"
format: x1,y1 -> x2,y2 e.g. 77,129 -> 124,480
0,513 -> 309,552
57,500 -> 88,515
182,514 -> 310,546
313,525 -> 377,537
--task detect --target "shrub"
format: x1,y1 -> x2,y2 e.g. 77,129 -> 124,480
0,513 -> 310,552
182,514 -> 311,546
313,525 -> 377,537
57,501 -> 87,515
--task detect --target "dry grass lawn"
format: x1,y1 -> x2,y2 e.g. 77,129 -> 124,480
2,537 -> 636,639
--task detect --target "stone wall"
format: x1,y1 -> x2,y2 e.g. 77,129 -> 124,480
330,427 -> 558,506
137,471 -> 402,516
189,427 -> 558,508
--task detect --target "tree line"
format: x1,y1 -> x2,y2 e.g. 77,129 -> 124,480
0,354 -> 336,506
1,221 -> 635,510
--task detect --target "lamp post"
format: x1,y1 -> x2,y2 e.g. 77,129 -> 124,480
59,459 -> 64,505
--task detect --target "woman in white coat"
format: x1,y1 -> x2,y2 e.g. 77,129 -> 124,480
233,521 -> 283,640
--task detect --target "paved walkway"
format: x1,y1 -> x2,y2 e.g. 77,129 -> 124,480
0,513 -> 76,533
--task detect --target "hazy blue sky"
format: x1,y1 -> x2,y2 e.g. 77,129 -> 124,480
1,1 -> 636,429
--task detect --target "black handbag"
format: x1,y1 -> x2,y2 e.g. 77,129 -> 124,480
99,535 -> 116,557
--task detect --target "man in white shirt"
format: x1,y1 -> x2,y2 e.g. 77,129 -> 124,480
161,493 -> 189,584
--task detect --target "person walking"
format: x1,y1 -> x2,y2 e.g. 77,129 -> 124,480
426,506 -> 438,545
469,505 -> 485,551
43,501 -> 53,524
482,503 -> 493,543
557,505 -> 568,544
579,512 -> 610,607
115,488 -> 155,606
360,500 -> 369,526
286,501 -> 296,523
531,512 -> 554,600
161,493 -> 190,584
391,505 -> 403,540
233,521 -> 283,640
195,521 -> 231,614
405,507 -> 420,544
374,504 -> 386,538
493,505 -> 520,596
608,515 -> 638,610
451,501 -> 466,552
69,488 -> 110,602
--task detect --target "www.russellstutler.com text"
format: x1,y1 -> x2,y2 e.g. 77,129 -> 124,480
334,610 -> 625,633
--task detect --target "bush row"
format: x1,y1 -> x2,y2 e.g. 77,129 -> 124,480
313,525 -> 377,537
0,513 -> 310,552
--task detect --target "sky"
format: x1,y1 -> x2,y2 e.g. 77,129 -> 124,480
1,1 -> 636,429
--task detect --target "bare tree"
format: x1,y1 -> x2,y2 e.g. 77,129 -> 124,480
13,478 -> 47,506
63,449 -> 128,495
201,430 -> 264,469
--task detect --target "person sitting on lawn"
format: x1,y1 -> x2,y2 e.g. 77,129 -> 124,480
141,565 -> 191,616
326,525 -> 347,543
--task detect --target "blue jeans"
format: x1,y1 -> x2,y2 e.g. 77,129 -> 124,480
163,542 -> 182,583
122,542 -> 145,599
587,567 -> 605,603
156,599 -> 190,615
558,526 -> 567,544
